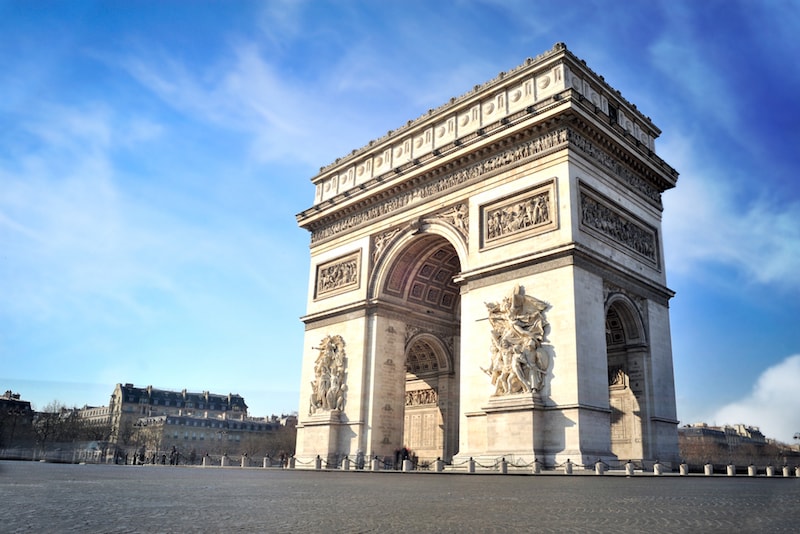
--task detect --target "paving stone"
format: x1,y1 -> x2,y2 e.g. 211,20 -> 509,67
1,461 -> 798,533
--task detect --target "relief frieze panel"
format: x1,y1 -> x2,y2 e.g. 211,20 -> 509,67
314,250 -> 361,299
481,181 -> 557,248
406,388 -> 439,407
580,187 -> 658,264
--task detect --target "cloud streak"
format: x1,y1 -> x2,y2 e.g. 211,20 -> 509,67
661,132 -> 800,294
712,355 -> 800,444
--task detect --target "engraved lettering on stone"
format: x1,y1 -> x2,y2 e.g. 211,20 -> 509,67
311,128 -> 569,243
405,388 -> 439,406
482,285 -> 550,395
308,335 -> 347,415
486,191 -> 550,241
315,251 -> 360,298
580,191 -> 656,261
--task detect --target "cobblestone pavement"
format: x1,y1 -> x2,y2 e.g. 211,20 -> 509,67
1,461 -> 798,533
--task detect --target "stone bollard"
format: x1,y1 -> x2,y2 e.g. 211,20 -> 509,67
314,455 -> 322,470
468,457 -> 476,473
342,456 -> 350,471
766,465 -> 774,477
704,463 -> 713,476
532,459 -> 542,475
727,464 -> 736,477
748,464 -> 756,477
654,462 -> 663,476
564,459 -> 573,475
402,459 -> 413,472
202,455 -> 210,468
796,466 -> 800,478
595,460 -> 605,475
625,461 -> 635,476
500,458 -> 508,474
435,457 -> 444,472
783,466 -> 790,477
241,456 -> 247,468
288,456 -> 296,469
680,463 -> 688,476
263,457 -> 269,468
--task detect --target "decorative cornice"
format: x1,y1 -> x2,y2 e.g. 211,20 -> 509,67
308,127 -> 569,243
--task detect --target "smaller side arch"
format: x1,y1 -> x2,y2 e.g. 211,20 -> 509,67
405,333 -> 452,374
604,293 -> 647,346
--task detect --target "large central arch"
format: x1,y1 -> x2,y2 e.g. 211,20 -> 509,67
370,231 -> 462,464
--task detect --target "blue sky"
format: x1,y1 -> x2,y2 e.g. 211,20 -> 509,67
2,1 -> 799,443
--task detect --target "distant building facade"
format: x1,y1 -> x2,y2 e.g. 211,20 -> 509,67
108,383 -> 248,444
677,422 -> 790,468
0,391 -> 34,452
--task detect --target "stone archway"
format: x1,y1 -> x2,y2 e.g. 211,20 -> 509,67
605,295 -> 649,462
403,335 -> 452,464
371,232 -> 461,464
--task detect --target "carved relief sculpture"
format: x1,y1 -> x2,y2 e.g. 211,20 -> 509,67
308,335 -> 347,415
405,388 -> 439,406
436,203 -> 469,236
580,189 -> 657,262
372,228 -> 401,265
486,191 -> 550,241
315,251 -> 361,298
482,285 -> 550,395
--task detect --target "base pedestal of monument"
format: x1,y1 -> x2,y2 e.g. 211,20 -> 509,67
458,393 -> 545,466
295,410 -> 342,468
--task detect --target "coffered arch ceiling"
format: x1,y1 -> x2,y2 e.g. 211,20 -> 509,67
381,234 -> 461,316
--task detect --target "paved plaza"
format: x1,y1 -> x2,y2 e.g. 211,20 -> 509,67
1,461 -> 798,533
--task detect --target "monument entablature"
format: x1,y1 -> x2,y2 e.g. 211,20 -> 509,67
294,42 -> 680,469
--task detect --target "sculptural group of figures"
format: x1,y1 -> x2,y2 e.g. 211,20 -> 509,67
482,285 -> 550,395
309,335 -> 347,415
486,193 -> 550,240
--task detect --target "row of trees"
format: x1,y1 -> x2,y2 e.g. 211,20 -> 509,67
679,434 -> 800,469
1,401 -> 113,458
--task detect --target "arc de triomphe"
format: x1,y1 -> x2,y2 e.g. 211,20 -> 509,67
295,43 -> 680,468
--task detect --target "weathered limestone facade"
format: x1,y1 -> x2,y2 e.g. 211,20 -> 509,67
295,43 -> 680,468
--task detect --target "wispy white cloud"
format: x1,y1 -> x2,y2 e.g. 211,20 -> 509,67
0,102 -> 299,325
711,354 -> 800,444
661,132 -> 800,293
